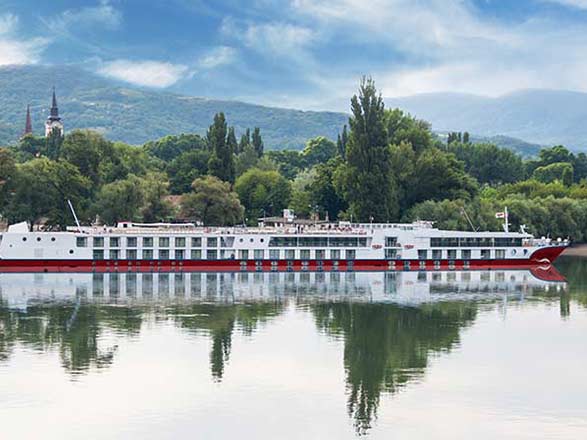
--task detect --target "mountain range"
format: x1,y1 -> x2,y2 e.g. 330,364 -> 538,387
0,65 -> 581,154
386,90 -> 587,151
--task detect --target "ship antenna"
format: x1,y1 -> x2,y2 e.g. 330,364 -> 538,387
460,207 -> 478,232
67,199 -> 82,231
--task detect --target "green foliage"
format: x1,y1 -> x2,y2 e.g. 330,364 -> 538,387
235,168 -> 291,222
310,157 -> 347,220
144,133 -> 207,162
447,142 -> 525,185
342,77 -> 398,222
252,127 -> 264,157
167,149 -> 210,194
300,136 -> 337,168
207,113 -> 235,184
93,175 -> 145,225
181,176 -> 244,226
386,109 -> 433,154
532,162 -> 574,185
235,144 -> 259,178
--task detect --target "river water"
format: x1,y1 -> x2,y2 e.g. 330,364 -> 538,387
1,256 -> 587,439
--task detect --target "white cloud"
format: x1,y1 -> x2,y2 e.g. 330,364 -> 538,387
0,13 -> 48,65
198,46 -> 237,69
98,60 -> 189,88
542,0 -> 587,9
44,0 -> 122,34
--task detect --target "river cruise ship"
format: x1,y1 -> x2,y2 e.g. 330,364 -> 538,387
0,215 -> 569,272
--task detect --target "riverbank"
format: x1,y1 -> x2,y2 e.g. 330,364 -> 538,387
562,244 -> 587,257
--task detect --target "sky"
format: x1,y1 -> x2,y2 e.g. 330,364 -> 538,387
1,0 -> 587,110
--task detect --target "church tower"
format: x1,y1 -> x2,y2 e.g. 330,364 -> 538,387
45,87 -> 63,137
22,104 -> 32,137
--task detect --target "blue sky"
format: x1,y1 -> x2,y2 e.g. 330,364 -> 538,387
1,0 -> 587,110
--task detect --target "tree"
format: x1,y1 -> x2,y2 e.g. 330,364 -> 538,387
0,148 -> 17,209
289,168 -> 317,218
167,149 -> 210,194
310,157 -> 348,220
44,127 -> 64,160
207,113 -> 235,183
337,125 -> 348,159
144,134 -> 207,162
235,168 -> 291,221
339,77 -> 398,221
386,109 -> 433,154
181,176 -> 244,226
252,127 -> 264,157
234,144 -> 259,177
227,127 -> 238,155
7,158 -> 91,227
239,128 -> 251,154
140,172 -> 174,222
532,162 -> 574,185
301,136 -> 337,167
59,130 -> 115,187
93,175 -> 145,225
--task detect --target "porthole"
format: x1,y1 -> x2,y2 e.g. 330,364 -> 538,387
511,249 -> 517,255
250,238 -> 254,243
51,237 -> 56,242
22,237 -> 27,242
36,237 -> 41,242
69,250 -> 74,254
523,249 -> 528,255
239,238 -> 243,242
260,238 -> 264,243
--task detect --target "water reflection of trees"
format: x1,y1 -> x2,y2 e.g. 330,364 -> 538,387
0,299 -> 284,380
0,302 -> 141,374
311,302 -> 477,435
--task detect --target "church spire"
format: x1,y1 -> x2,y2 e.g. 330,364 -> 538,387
23,105 -> 32,136
45,86 -> 63,137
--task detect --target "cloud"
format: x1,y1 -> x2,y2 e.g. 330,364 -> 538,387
198,46 -> 237,69
97,59 -> 189,87
542,0 -> 587,8
0,13 -> 48,65
43,0 -> 122,34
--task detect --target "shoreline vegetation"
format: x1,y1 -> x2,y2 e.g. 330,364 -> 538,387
1,78 -> 587,241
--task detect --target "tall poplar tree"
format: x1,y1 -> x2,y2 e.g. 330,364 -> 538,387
252,127 -> 264,157
342,77 -> 397,221
207,113 -> 235,183
239,128 -> 251,154
227,126 -> 238,155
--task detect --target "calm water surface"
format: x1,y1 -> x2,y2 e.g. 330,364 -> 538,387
1,257 -> 587,439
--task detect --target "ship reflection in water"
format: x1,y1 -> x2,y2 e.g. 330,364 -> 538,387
0,267 -> 571,437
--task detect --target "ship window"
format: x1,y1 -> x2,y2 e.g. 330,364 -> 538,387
461,250 -> 472,260
109,250 -> 120,260
175,237 -> 186,248
207,237 -> 218,247
69,249 -> 74,254
385,237 -> 398,247
254,249 -> 264,260
495,249 -> 506,259
191,249 -> 202,260
299,237 -> 328,247
447,250 -> 457,260
315,249 -> 326,260
358,238 -> 367,247
346,250 -> 356,260
432,249 -> 442,260
239,250 -> 249,260
207,249 -> 217,260
143,237 -> 153,248
127,249 -> 137,260
480,249 -> 491,259
269,249 -> 280,260
285,249 -> 295,260
269,236 -> 297,247
385,249 -> 397,259
159,249 -> 170,260
142,249 -> 153,259
76,237 -> 87,247
51,237 -> 56,242
127,237 -> 137,247
430,238 -> 441,247
36,237 -> 41,242
418,250 -> 428,260
93,250 -> 104,260
22,236 -> 27,242
191,237 -> 202,247
300,249 -> 311,260
330,249 -> 341,260
175,250 -> 185,260
159,237 -> 170,248
93,237 -> 104,247
110,237 -> 120,248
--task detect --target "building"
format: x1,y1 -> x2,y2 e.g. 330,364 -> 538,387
45,87 -> 63,137
22,104 -> 32,137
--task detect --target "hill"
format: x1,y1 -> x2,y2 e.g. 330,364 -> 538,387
386,90 -> 587,151
0,65 -> 347,149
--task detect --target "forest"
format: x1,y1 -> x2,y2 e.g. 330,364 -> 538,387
1,78 -> 587,241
